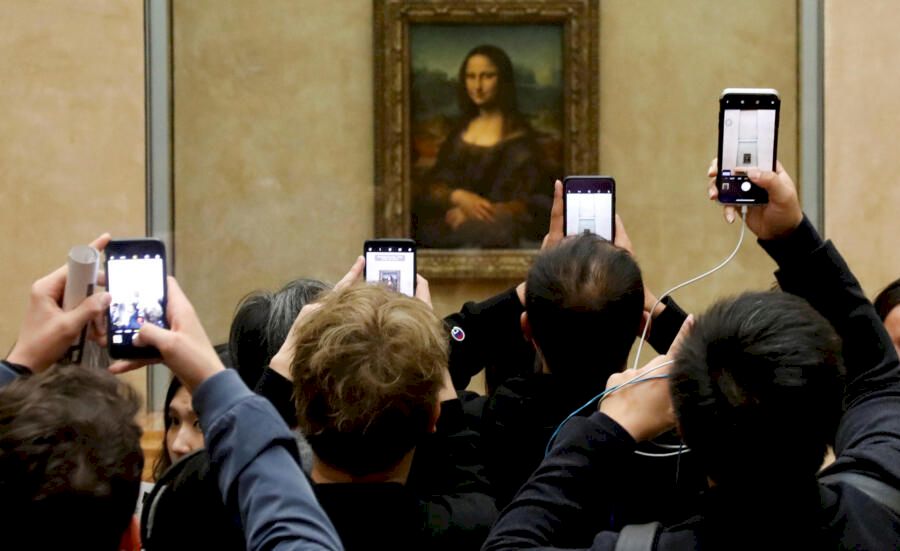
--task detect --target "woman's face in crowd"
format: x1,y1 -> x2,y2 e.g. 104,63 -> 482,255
166,385 -> 204,464
465,54 -> 499,108
884,305 -> 900,358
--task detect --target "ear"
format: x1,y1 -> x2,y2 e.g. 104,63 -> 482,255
430,400 -> 441,433
520,311 -> 533,343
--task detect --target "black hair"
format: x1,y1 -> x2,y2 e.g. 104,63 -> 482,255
152,375 -> 184,481
229,278 -> 330,389
525,234 -> 644,388
142,450 -> 245,551
874,277 -> 900,322
457,44 -> 526,132
672,291 -> 845,487
0,366 -> 143,550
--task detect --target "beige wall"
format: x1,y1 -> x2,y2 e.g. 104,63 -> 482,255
173,0 -> 797,356
824,0 -> 900,298
0,1 -> 146,394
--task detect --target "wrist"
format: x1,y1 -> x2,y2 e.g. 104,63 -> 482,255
5,348 -> 38,374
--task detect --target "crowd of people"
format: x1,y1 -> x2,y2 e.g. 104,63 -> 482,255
2,162 -> 900,550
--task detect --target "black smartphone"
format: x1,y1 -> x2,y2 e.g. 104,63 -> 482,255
364,239 -> 417,297
105,239 -> 168,359
716,88 -> 780,205
563,176 -> 616,241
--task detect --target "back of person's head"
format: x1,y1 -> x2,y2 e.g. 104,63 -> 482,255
672,292 -> 845,487
291,284 -> 447,477
874,277 -> 900,322
525,233 -> 644,386
230,278 -> 329,388
142,450 -> 245,551
0,365 -> 143,550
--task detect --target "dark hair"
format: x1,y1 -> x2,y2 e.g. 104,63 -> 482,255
874,278 -> 900,321
142,450 -> 244,551
0,366 -> 143,550
152,375 -> 184,481
672,292 -> 845,487
292,285 -> 446,477
229,278 -> 330,389
525,234 -> 644,387
457,44 -> 523,126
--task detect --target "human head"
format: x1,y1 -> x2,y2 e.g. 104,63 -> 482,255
291,284 -> 447,478
525,233 -> 644,387
671,292 -> 845,487
152,376 -> 204,481
457,44 -> 518,119
229,278 -> 330,389
0,365 -> 143,550
142,450 -> 244,551
874,278 -> 900,357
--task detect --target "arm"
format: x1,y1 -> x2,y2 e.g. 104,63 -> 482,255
759,218 -> 900,478
482,411 -> 631,551
195,369 -> 343,551
444,286 -> 534,389
254,365 -> 298,427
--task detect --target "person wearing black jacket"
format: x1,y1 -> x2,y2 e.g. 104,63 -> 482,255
444,183 -> 705,514
260,263 -> 496,550
483,163 -> 900,549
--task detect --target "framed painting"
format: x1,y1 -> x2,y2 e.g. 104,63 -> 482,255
374,0 -> 599,278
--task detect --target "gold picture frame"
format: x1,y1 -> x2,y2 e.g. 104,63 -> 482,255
374,0 -> 599,278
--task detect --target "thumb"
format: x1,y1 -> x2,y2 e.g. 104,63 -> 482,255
63,292 -> 111,335
132,322 -> 169,354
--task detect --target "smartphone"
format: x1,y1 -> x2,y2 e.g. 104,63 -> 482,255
563,176 -> 615,241
716,88 -> 780,204
364,239 -> 416,297
105,239 -> 168,359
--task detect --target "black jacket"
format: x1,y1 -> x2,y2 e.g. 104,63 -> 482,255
483,217 -> 900,550
253,370 -> 497,549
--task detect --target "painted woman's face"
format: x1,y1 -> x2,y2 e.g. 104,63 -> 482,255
465,54 -> 499,108
166,385 -> 204,464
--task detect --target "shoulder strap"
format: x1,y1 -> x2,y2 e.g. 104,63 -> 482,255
819,471 -> 900,516
615,521 -> 661,551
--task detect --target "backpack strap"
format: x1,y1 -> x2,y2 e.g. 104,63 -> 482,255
819,471 -> 900,516
615,521 -> 661,551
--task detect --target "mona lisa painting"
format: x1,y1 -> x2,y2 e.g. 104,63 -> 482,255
375,0 -> 598,278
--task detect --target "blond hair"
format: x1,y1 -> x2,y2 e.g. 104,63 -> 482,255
291,284 -> 447,476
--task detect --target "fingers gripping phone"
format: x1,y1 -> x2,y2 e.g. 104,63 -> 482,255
105,239 -> 168,359
364,239 -> 416,297
716,88 -> 780,204
563,176 -> 616,241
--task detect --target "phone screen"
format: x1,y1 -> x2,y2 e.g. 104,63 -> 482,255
564,177 -> 615,241
717,91 -> 780,203
365,242 -> 416,297
106,244 -> 167,356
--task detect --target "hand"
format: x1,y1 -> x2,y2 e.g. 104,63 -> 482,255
614,215 -> 664,318
445,207 -> 467,230
414,274 -> 433,309
109,277 -> 224,392
540,180 -> 564,251
450,189 -> 496,223
707,159 -> 803,240
599,316 -> 694,441
269,256 -> 365,380
7,234 -> 113,373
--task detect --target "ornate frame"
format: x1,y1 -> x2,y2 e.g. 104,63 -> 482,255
374,0 -> 599,279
